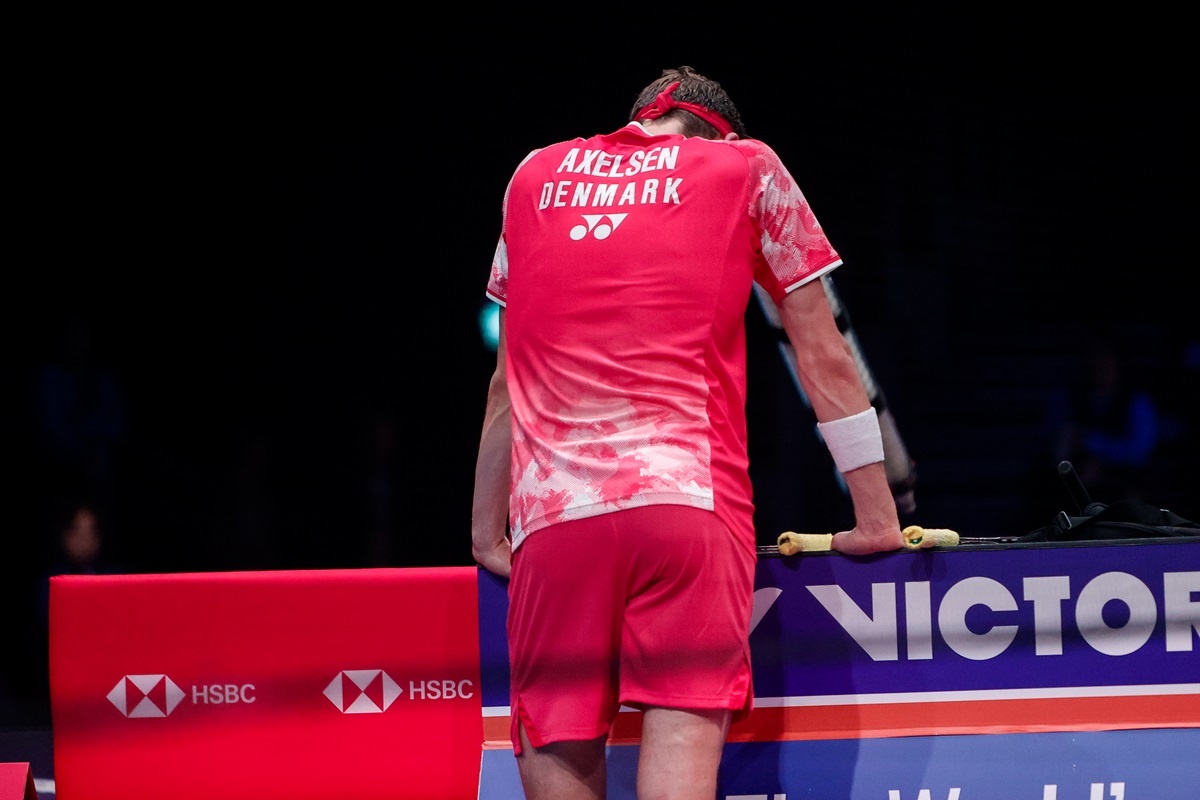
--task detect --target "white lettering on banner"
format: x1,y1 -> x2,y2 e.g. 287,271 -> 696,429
191,684 -> 255,704
887,790 -> 960,800
1041,783 -> 1127,800
940,577 -> 1018,660
808,582 -> 898,660
1164,571 -> 1200,650
1076,572 -> 1156,656
905,581 -> 934,659
808,571 -> 1200,661
717,781 -> 1138,800
407,679 -> 475,700
1025,575 -> 1071,655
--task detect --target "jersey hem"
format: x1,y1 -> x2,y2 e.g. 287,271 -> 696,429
511,494 -> 716,551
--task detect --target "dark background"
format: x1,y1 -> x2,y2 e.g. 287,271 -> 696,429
4,11 -> 1196,729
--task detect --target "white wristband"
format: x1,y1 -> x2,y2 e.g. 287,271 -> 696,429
817,408 -> 885,473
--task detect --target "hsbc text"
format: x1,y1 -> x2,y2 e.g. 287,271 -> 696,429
191,684 -> 256,704
408,679 -> 474,700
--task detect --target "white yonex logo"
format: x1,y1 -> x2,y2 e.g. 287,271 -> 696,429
108,674 -> 185,717
570,213 -> 627,240
323,669 -> 402,713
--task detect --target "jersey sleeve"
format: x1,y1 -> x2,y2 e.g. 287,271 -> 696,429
741,140 -> 843,304
485,182 -> 512,306
486,149 -> 543,306
486,234 -> 508,307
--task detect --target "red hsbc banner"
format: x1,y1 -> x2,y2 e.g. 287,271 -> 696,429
49,568 -> 481,800
0,762 -> 36,800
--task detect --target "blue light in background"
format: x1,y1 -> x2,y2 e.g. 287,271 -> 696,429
479,302 -> 500,352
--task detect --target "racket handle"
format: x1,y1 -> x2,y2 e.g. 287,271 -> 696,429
777,532 -> 833,555
1057,460 -> 1094,514
902,526 -> 960,549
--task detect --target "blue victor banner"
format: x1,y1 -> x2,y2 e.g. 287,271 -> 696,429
481,728 -> 1200,799
476,539 -> 1200,798
749,539 -> 1200,698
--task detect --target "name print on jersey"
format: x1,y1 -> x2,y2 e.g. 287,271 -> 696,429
540,145 -> 683,209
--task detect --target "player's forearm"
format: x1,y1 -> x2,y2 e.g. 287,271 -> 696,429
777,283 -> 901,551
792,335 -> 873,422
840,461 -> 902,535
471,370 -> 513,575
779,284 -> 873,422
471,423 -> 510,547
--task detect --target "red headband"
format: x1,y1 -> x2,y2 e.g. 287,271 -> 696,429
634,81 -> 734,137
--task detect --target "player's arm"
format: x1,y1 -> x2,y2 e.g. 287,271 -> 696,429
777,280 -> 903,554
471,307 -> 513,577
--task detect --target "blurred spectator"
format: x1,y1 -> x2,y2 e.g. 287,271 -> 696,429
13,498 -> 129,729
1040,336 -> 1163,508
4,313 -> 129,729
38,499 -> 126,626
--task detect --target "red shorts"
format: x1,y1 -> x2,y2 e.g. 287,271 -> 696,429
506,505 -> 756,755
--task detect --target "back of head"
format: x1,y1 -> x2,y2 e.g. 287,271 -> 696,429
629,66 -> 748,140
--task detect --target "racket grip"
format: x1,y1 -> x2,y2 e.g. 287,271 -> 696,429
777,531 -> 834,555
902,526 -> 960,549
1057,460 -> 1095,514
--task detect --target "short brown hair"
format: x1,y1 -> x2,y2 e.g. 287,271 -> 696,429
629,66 -> 748,139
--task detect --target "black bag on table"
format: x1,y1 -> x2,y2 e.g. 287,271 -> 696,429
1019,461 -> 1200,543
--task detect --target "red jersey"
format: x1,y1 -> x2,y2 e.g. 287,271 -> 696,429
487,122 -> 841,552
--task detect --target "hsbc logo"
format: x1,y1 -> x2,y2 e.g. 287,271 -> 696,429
107,674 -> 185,717
105,669 -> 475,718
324,670 -> 476,713
107,674 -> 255,718
324,669 -> 402,714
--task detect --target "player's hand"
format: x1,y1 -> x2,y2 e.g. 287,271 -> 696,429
829,525 -> 905,556
472,534 -> 512,578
